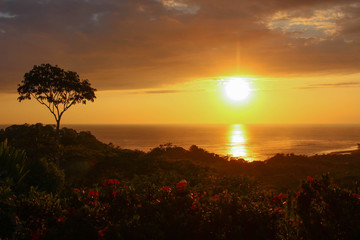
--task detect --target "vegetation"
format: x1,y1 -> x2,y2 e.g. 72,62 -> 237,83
17,64 -> 96,139
1,124 -> 360,239
0,140 -> 29,189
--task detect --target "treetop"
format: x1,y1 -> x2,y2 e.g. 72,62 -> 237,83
17,63 -> 96,105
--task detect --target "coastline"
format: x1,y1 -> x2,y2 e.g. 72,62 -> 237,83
2,124 -> 360,161
326,143 -> 360,155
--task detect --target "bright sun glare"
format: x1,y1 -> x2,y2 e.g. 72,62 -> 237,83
224,78 -> 251,102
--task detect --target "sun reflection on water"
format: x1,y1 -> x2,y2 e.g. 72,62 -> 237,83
228,124 -> 253,162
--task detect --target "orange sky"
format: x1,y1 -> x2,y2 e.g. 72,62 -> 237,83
1,0 -> 360,124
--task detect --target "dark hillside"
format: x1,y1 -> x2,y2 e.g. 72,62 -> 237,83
1,124 -> 360,239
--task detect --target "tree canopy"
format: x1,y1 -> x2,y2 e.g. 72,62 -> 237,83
17,64 -> 96,136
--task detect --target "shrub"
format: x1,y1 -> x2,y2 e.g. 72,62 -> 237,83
295,174 -> 360,240
24,158 -> 65,193
0,140 -> 29,188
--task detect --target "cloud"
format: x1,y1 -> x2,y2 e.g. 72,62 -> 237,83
0,12 -> 17,18
0,0 -> 360,93
159,0 -> 200,14
92,12 -> 107,23
265,7 -> 345,40
300,81 -> 360,89
130,89 -> 186,94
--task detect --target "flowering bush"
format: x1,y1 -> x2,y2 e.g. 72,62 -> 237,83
1,175 -> 360,239
295,174 -> 360,239
176,179 -> 187,194
103,179 -> 120,187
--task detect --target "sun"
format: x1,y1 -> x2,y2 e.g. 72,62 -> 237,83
223,78 -> 251,102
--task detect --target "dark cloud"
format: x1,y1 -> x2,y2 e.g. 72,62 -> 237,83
0,0 -> 360,93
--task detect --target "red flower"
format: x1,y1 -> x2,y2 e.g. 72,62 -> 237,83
87,200 -> 98,206
98,230 -> 105,238
352,193 -> 360,199
30,229 -> 42,240
213,195 -> 219,201
191,203 -> 198,211
103,179 -> 120,188
176,180 -> 187,193
88,189 -> 99,198
57,216 -> 66,223
30,228 -> 47,240
190,192 -> 201,201
307,176 -> 314,182
176,180 -> 187,188
98,226 -> 109,238
273,207 -> 284,215
161,186 -> 171,193
271,193 -> 288,204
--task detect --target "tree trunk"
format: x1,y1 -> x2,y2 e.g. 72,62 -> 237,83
56,119 -> 60,141
55,118 -> 61,168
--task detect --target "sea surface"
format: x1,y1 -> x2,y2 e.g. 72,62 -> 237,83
1,124 -> 360,161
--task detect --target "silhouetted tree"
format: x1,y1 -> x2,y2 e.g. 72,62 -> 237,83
17,64 -> 96,139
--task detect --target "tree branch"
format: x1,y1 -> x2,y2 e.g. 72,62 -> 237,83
31,93 -> 58,121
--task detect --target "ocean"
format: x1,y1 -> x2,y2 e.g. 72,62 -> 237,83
1,124 -> 360,161
64,124 -> 360,161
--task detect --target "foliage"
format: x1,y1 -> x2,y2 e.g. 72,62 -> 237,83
2,124 -> 360,190
14,186 -> 64,239
1,175 -> 359,239
295,174 -> 360,239
0,140 -> 29,188
0,184 -> 17,238
17,63 -> 96,136
1,125 -> 360,239
24,158 -> 65,193
0,124 -> 111,183
0,123 -> 58,161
